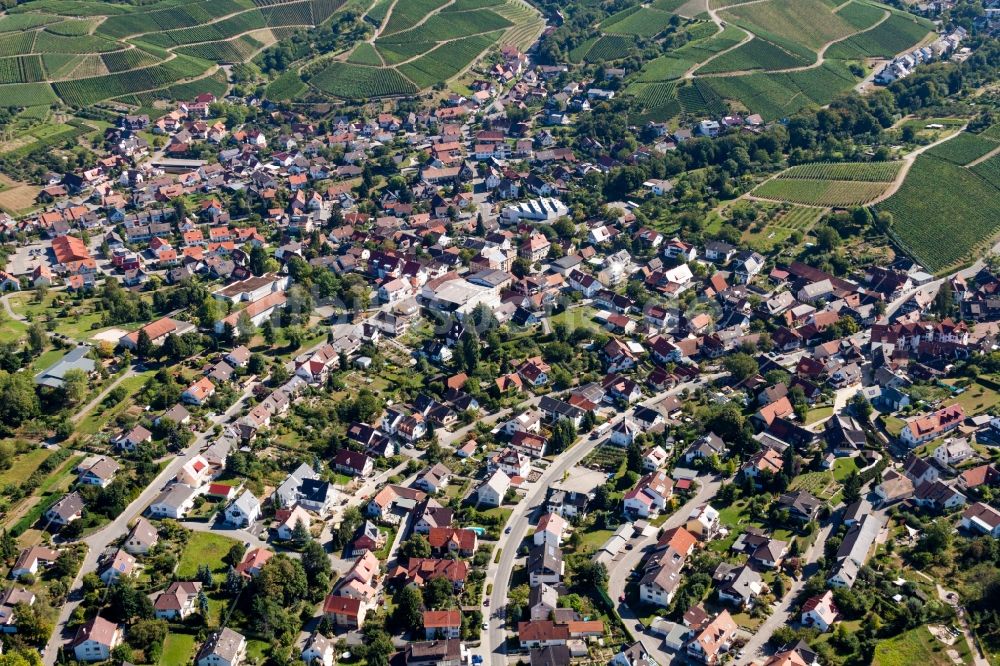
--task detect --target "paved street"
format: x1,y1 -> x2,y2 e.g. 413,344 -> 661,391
478,375 -> 714,666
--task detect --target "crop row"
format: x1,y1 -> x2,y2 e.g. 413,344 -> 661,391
98,0 -> 252,38
0,30 -> 36,58
379,8 -> 511,44
309,62 -> 416,98
0,82 -> 58,106
925,132 -> 1000,166
603,6 -> 675,37
177,34 -> 264,61
53,54 -> 208,106
584,35 -> 636,63
0,56 -> 46,84
101,48 -> 160,72
699,35 -> 812,74
397,31 -> 498,88
777,161 -> 902,182
826,11 -> 931,58
880,155 -> 1000,272
753,178 -> 889,206
381,0 -> 449,35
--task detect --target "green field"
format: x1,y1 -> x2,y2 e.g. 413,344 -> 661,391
776,161 -> 902,182
722,0 -> 855,50
872,626 -> 971,666
880,155 -> 1000,272
925,131 -> 1000,166
309,61 -> 417,97
826,9 -> 932,59
160,633 -> 196,666
753,178 -> 890,206
176,531 -> 240,581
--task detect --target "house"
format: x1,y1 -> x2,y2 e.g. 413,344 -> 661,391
685,504 -> 721,541
235,548 -> 272,579
78,457 -> 120,488
423,609 -> 462,639
0,587 -> 36,633
914,479 -> 966,511
415,463 -> 452,494
900,404 -> 965,447
154,581 -> 203,620
874,469 -> 915,506
11,546 -> 59,579
428,528 -> 478,557
301,633 -> 336,666
828,515 -> 882,588
624,471 -> 673,518
529,583 -> 559,621
685,433 -> 726,463
34,345 -> 96,389
114,424 -> 152,451
124,517 -> 159,555
962,502 -> 1000,537
686,610 -> 737,664
533,512 -> 567,547
775,490 -> 822,522
477,469 -> 511,507
46,491 -> 84,525
934,438 -> 975,468
716,564 -> 764,608
392,558 -> 469,591
527,543 -> 564,587
197,628 -> 247,666
72,616 -> 122,662
333,450 -> 374,477
148,483 -> 199,519
801,590 -> 839,632
225,490 -> 261,527
903,453 -> 940,486
178,455 -> 213,486
762,642 -> 822,666
182,377 -> 217,405
546,489 -> 590,519
517,620 -> 569,648
640,550 -> 685,608
99,549 -> 136,585
323,595 -> 366,630
404,639 -> 462,666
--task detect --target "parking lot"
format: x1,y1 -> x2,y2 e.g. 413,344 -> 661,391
8,242 -> 52,276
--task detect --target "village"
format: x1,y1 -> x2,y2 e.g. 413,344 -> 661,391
0,22 -> 997,666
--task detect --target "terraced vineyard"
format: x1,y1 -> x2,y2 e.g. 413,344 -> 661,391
778,161 -> 902,182
750,160 -> 903,206
0,0 -> 348,107
925,131 -> 1000,166
624,0 -> 933,121
880,155 -> 1000,272
304,0 -> 540,99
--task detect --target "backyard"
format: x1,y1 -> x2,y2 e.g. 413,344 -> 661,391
176,530 -> 239,582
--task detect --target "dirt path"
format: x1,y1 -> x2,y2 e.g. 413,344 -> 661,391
684,25 -> 753,78
692,9 -> 890,78
370,0 -> 398,39
866,124 -> 968,204
965,139 -> 1000,168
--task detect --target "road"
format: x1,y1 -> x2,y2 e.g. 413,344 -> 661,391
479,375 -> 715,666
42,380 -> 260,665
607,474 -> 725,665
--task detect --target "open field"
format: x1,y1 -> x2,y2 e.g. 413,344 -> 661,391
0,0 -> 349,106
872,625 -> 972,666
879,155 -> 1000,273
752,178 -> 889,206
176,531 -> 240,581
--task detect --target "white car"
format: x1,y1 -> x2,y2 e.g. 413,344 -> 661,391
481,621 -> 489,630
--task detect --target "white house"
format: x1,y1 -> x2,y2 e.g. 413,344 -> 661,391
225,490 -> 261,528
72,617 -> 122,662
197,628 -> 247,666
148,483 -> 199,520
477,470 -> 511,507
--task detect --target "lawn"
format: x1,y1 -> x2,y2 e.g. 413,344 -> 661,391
0,446 -> 52,487
832,456 -> 859,482
872,625 -> 972,666
549,305 -> 598,333
246,639 -> 270,664
790,471 -> 838,500
176,531 -> 239,581
159,633 -> 196,666
0,311 -> 27,344
804,405 -> 834,425
883,415 -> 906,437
575,527 -> 614,555
949,381 -> 1000,416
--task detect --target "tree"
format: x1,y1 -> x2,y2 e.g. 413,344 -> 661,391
261,319 -> 276,346
393,585 -> 424,633
851,393 -> 873,421
248,353 -> 266,375
0,371 -> 40,431
626,441 -> 643,474
301,540 -> 331,598
842,470 -> 863,505
723,352 -> 758,383
400,535 -> 431,560
236,311 -> 256,344
135,329 -> 154,361
27,322 -> 45,355
197,296 -> 221,331
61,368 -> 88,404
249,245 -> 268,276
423,575 -> 453,610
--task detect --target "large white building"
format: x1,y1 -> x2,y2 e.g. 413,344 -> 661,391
501,197 -> 568,223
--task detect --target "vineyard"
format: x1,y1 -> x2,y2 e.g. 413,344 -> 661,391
602,6 -> 677,37
752,178 -> 891,206
925,132 -> 1000,166
777,161 -> 902,182
743,205 -> 824,252
308,61 -> 417,98
0,0 -> 349,106
879,155 -> 1000,272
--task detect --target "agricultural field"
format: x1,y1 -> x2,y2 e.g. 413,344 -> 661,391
300,0 -> 537,98
0,0 -> 350,107
602,6 -> 677,37
624,0 -> 930,119
742,205 -> 824,252
924,131 -> 1000,166
778,161 -> 902,182
752,177 -> 891,206
879,155 -> 1000,273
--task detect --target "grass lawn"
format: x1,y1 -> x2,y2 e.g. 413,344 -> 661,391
160,633 -> 196,665
481,507 -> 513,524
0,311 -> 27,344
0,447 -> 52,487
29,348 -> 64,374
832,456 -> 859,482
575,528 -> 614,555
872,625 -> 972,666
176,531 -> 239,581
883,415 -> 907,438
950,381 -> 1000,416
246,639 -> 270,664
549,305 -> 599,332
804,405 -> 834,425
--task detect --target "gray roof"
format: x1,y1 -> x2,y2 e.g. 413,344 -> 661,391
35,346 -> 95,388
199,628 -> 244,663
